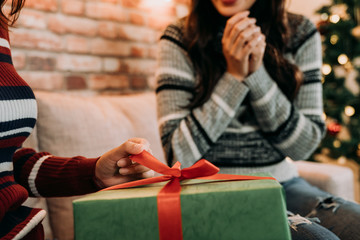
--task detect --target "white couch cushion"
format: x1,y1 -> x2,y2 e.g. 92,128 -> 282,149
33,91 -> 165,240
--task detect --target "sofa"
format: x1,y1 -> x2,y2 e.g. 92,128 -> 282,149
22,91 -> 355,240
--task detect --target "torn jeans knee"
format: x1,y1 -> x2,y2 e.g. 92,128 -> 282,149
288,211 -> 320,231
306,196 -> 343,218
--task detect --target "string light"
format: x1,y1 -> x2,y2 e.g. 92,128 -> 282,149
337,156 -> 347,164
338,54 -> 349,65
344,106 -> 355,116
333,140 -> 341,148
330,14 -> 340,23
330,34 -> 339,44
322,64 -> 332,75
321,13 -> 329,21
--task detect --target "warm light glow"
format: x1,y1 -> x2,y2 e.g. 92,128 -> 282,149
141,0 -> 173,10
321,13 -> 329,21
330,34 -> 339,45
344,106 -> 355,116
330,14 -> 340,23
322,64 -> 332,75
338,54 -> 349,65
337,156 -> 347,164
333,140 -> 341,148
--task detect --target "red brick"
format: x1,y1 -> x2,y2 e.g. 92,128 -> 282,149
27,55 -> 57,71
121,59 -> 156,75
9,29 -> 64,51
62,0 -> 85,16
85,2 -> 128,22
65,36 -> 89,53
90,39 -> 130,57
117,24 -> 157,43
121,0 -> 141,8
11,50 -> 26,70
98,21 -> 118,39
129,12 -> 146,26
48,15 -> 98,36
135,0 -> 175,14
88,74 -> 129,90
130,76 -> 147,89
18,71 -> 64,90
15,9 -> 47,29
103,58 -> 122,72
57,54 -> 102,72
174,0 -> 190,4
66,75 -> 87,89
130,44 -> 148,58
24,0 -> 57,12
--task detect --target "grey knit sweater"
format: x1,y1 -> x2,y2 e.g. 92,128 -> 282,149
155,13 -> 325,182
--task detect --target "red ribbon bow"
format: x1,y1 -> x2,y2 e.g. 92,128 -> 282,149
102,151 -> 276,240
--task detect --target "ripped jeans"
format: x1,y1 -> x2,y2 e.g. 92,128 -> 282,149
282,177 -> 360,240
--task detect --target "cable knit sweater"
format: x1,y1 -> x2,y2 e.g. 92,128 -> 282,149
156,13 -> 325,182
0,25 -> 99,240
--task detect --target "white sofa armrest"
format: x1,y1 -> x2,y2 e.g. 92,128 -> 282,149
295,161 -> 355,201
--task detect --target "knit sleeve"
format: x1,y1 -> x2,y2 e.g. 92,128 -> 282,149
156,24 -> 249,167
13,148 -> 99,197
242,19 -> 325,160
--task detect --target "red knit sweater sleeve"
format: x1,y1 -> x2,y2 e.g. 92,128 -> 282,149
13,148 -> 100,197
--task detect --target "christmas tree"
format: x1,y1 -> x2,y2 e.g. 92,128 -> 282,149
314,1 -> 360,165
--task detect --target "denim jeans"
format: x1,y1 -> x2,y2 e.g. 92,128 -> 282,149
282,177 -> 360,240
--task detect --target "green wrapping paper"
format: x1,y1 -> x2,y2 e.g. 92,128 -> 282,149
73,178 -> 291,240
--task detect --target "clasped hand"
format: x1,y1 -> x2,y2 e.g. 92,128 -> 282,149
222,11 -> 266,81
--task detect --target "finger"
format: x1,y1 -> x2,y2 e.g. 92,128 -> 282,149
230,25 -> 261,56
119,163 -> 151,175
223,11 -> 250,39
251,34 -> 266,58
119,171 -> 155,182
110,138 -> 150,161
238,35 -> 260,60
226,18 -> 257,50
117,158 -> 132,167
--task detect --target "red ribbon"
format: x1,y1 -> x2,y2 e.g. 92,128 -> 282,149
102,151 -> 276,240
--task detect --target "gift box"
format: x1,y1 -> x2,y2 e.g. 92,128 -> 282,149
73,152 -> 290,240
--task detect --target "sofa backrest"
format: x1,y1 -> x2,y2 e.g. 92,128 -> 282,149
23,91 -> 165,240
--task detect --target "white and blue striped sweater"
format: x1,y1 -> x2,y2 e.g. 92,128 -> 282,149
156,13 -> 325,182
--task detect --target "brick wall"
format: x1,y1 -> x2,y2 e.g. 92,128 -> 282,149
9,0 -> 189,95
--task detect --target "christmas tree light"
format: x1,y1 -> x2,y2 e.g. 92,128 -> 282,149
313,1 -> 360,165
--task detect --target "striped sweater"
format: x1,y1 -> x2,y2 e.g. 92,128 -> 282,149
0,25 -> 99,240
156,13 -> 325,182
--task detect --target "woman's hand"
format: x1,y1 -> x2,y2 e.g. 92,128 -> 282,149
222,11 -> 265,81
249,34 -> 266,74
94,138 -> 154,188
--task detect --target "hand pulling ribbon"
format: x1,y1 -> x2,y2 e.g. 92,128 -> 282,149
101,151 -> 276,240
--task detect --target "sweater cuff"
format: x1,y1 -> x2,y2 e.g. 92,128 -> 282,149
243,65 -> 275,101
213,72 -> 249,111
78,157 -> 100,191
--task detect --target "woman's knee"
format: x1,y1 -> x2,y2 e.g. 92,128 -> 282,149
288,213 -> 340,240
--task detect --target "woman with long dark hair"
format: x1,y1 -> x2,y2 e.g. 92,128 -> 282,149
0,1 -> 154,239
156,0 -> 360,238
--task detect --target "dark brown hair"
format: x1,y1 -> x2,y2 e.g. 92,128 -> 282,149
0,0 -> 25,28
184,0 -> 303,109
